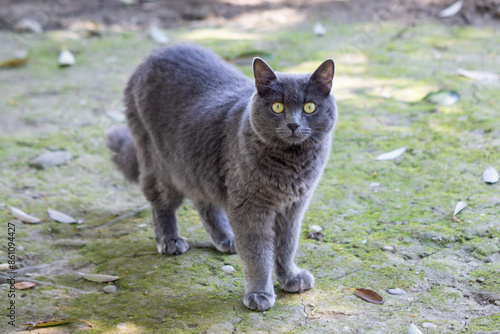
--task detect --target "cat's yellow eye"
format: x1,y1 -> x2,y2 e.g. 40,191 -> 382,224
272,102 -> 284,113
303,102 -> 316,114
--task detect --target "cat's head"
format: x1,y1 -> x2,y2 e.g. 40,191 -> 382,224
249,58 -> 337,147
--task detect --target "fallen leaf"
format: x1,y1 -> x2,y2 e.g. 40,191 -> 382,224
14,281 -> 37,289
58,49 -> 75,67
457,68 -> 499,83
313,22 -> 326,36
47,208 -> 81,224
30,150 -> 72,169
9,206 -> 42,224
423,89 -> 459,105
307,225 -> 324,241
483,167 -> 499,184
408,323 -> 424,334
349,288 -> 384,304
22,318 -> 92,328
76,271 -> 127,283
14,18 -> 43,34
375,147 -> 407,161
149,25 -> 169,44
453,201 -> 467,216
0,57 -> 29,69
439,0 -> 463,18
120,0 -> 137,5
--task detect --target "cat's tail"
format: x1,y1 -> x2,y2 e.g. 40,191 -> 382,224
106,125 -> 140,183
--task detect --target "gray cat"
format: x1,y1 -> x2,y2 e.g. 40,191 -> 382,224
107,43 -> 337,311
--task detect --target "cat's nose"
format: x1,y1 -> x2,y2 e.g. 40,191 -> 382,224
287,123 -> 300,132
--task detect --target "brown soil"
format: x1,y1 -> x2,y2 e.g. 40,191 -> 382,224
2,0 -> 500,32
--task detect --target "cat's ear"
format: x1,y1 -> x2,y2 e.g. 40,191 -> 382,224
309,59 -> 335,96
253,58 -> 277,95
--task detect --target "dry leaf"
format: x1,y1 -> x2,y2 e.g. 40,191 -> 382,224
453,201 -> 467,216
22,318 -> 92,328
483,166 -> 499,184
47,208 -> 81,224
408,323 -> 424,334
349,288 -> 384,304
376,147 -> 407,161
457,68 -> 499,83
423,89 -> 459,105
439,1 -> 463,18
76,271 -> 127,283
149,25 -> 169,44
0,57 -> 29,69
313,22 -> 326,36
9,206 -> 42,224
14,281 -> 37,289
58,49 -> 75,67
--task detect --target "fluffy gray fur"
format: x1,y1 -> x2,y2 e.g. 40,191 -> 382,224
107,43 -> 337,311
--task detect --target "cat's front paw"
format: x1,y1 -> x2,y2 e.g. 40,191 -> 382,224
214,238 -> 237,254
156,237 -> 189,255
279,270 -> 314,293
243,291 -> 276,311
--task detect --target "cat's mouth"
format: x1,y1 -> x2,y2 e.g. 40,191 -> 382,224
284,133 -> 307,144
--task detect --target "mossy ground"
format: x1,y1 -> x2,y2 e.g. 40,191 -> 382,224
0,19 -> 499,333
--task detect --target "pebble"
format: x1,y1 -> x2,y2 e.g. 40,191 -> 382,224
0,263 -> 10,272
221,265 -> 235,274
387,288 -> 406,295
103,285 -> 117,294
422,322 -> 437,328
30,150 -> 72,169
17,246 -> 24,252
369,182 -> 381,187
382,245 -> 395,252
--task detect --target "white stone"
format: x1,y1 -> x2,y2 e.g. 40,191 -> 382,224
103,285 -> 117,293
221,265 -> 235,273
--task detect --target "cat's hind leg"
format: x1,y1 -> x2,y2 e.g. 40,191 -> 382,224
194,201 -> 236,253
141,173 -> 188,255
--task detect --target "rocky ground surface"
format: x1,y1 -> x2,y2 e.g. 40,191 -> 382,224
1,1 -> 500,333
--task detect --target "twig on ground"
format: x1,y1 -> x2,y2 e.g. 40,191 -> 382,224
96,203 -> 150,230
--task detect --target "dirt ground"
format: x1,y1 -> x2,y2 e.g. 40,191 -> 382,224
1,0 -> 500,333
2,0 -> 500,32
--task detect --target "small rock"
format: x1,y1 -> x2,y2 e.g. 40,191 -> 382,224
221,265 -> 235,274
361,239 -> 367,244
17,246 -> 24,252
0,263 -> 10,272
308,303 -> 316,308
0,283 -> 10,289
387,288 -> 406,295
14,18 -> 43,34
476,277 -> 485,283
369,182 -> 381,187
103,285 -> 117,294
30,150 -> 72,169
422,322 -> 437,328
307,225 -> 324,241
382,245 -> 395,252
